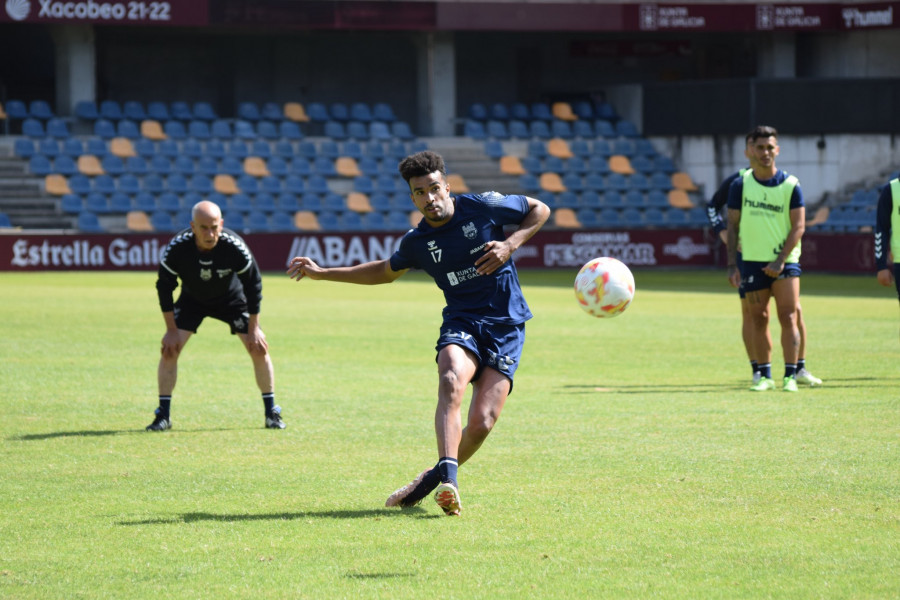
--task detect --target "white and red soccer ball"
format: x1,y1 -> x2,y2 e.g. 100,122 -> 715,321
574,257 -> 635,318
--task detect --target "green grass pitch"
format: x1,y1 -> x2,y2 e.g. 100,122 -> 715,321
1,269 -> 898,599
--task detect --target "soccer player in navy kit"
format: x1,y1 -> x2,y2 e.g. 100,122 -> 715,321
147,200 -> 285,431
726,126 -> 808,392
287,151 -> 549,515
874,176 -> 900,340
708,151 -> 820,387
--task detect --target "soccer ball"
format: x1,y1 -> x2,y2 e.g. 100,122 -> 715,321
574,257 -> 635,318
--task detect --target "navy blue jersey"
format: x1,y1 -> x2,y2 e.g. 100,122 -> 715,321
706,170 -> 745,234
156,227 -> 262,314
389,192 -> 533,324
727,169 -> 805,211
874,183 -> 893,271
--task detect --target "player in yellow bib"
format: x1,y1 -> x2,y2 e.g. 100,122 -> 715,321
874,177 -> 900,341
725,126 -> 807,392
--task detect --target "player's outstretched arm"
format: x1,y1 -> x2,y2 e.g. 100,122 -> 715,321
287,257 -> 407,285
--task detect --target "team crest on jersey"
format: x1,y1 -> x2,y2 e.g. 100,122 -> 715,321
462,222 -> 477,240
200,268 -> 212,281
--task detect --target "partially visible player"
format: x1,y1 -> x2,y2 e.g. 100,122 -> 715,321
147,200 -> 285,431
874,176 -> 900,341
710,134 -> 821,386
726,126 -> 809,392
287,151 -> 549,516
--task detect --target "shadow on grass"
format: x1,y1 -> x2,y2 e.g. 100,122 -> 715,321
9,427 -> 250,441
119,507 -> 437,526
345,572 -> 417,580
563,375 -> 899,394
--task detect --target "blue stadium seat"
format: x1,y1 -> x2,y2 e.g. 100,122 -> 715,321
99,100 -> 123,121
599,207 -> 621,226
151,155 -> 173,174
257,121 -> 279,140
249,140 -> 271,159
288,157 -> 312,177
369,121 -> 392,141
4,99 -> 28,120
189,174 -> 213,195
270,210 -> 295,232
604,191 -> 625,208
61,138 -> 84,157
234,120 -> 256,140
484,140 -> 504,159
612,139 -> 635,157
46,118 -> 70,139
235,175 -> 258,195
171,155 -> 195,175
14,139 -> 35,158
630,173 -> 650,191
143,173 -> 165,194
51,154 -> 75,175
279,121 -> 303,141
205,140 -> 226,159
329,103 -> 350,122
518,173 -> 540,194
463,120 -> 487,140
358,157 -> 380,177
350,102 -> 374,123
346,121 -> 368,140
123,101 -> 147,121
119,174 -> 141,194
226,141 -> 249,159
616,120 -> 640,137
572,101 -> 594,120
577,208 -> 600,227
150,210 -> 176,231
164,120 -> 187,140
211,119 -> 233,139
644,207 -> 666,227
353,176 -> 375,194
650,172 -> 672,191
147,102 -> 170,121
551,120 -> 574,139
529,120 -> 551,139
259,102 -> 282,122
237,101 -> 261,121
75,101 -> 99,121
182,139 -> 203,160
117,120 -> 140,139
508,120 -> 530,139
625,189 -> 645,206
631,155 -> 654,174
101,155 -> 125,175
391,121 -> 415,141
566,157 -> 589,174
28,154 -> 53,176
544,156 -> 566,173
0,212 -> 11,228
195,156 -> 218,176
276,193 -> 301,212
192,102 -> 217,121
254,192 -> 277,213
157,191 -> 180,212
85,192 -> 109,214
556,191 -> 580,208
581,191 -> 603,208
584,173 -> 606,192
621,207 -> 644,228
306,103 -> 329,122
188,120 -> 211,140
267,156 -> 288,177
373,103 -> 397,122
510,103 -> 530,121
561,173 -> 584,193
324,121 -> 347,140
68,174 -> 92,195
39,138 -> 60,157
573,121 -> 594,139
487,121 -> 509,139
468,103 -> 488,121
653,155 -> 676,173
530,103 -> 553,121
594,120 -> 616,138
22,118 -> 45,138
77,211 -> 104,232
647,189 -> 669,207
167,174 -> 189,194
61,194 -> 84,213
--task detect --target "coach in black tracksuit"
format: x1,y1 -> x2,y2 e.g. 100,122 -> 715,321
145,200 -> 285,431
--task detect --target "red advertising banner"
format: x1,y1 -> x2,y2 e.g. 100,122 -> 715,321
0,0 -> 208,26
0,229 -> 873,273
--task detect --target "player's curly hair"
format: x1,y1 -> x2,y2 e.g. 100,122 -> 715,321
398,151 -> 446,183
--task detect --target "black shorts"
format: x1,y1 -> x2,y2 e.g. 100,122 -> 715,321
173,294 -> 250,334
740,260 -> 802,293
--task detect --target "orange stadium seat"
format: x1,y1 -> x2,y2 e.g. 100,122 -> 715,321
499,156 -> 526,176
346,192 -> 374,213
539,172 -> 566,193
546,138 -> 574,159
77,155 -> 105,176
552,102 -> 577,121
294,210 -> 322,231
141,120 -> 168,141
126,210 -> 154,231
110,137 -> 137,158
335,156 -> 362,178
45,174 -> 72,196
447,173 -> 470,194
213,174 -> 239,195
667,189 -> 694,209
243,157 -> 270,177
671,171 -> 698,192
553,207 -> 582,228
609,155 -> 636,175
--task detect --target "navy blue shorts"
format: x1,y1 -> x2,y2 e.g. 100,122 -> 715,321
174,293 -> 250,334
436,316 -> 526,392
740,260 -> 802,293
894,264 -> 900,298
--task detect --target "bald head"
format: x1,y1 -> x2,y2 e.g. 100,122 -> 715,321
190,200 -> 224,251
